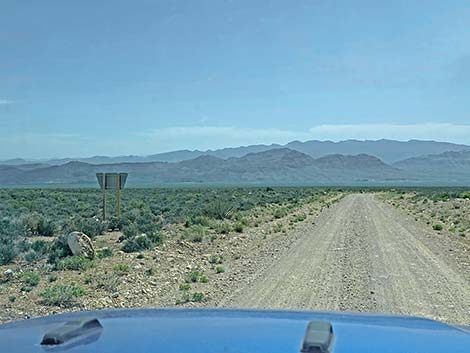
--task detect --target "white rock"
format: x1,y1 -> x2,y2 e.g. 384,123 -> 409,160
67,231 -> 95,259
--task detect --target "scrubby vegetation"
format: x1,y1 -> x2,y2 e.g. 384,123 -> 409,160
40,284 -> 85,307
384,188 -> 470,238
57,256 -> 94,271
0,187 -> 330,264
0,186 -> 342,319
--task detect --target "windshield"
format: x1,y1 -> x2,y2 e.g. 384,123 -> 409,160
0,0 -> 469,332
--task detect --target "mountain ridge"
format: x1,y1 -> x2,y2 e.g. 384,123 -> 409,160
2,139 -> 469,166
0,149 -> 401,186
2,148 -> 468,186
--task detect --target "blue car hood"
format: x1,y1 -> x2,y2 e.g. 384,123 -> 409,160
0,308 -> 469,353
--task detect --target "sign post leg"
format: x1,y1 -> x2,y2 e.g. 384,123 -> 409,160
116,174 -> 121,218
102,173 -> 106,221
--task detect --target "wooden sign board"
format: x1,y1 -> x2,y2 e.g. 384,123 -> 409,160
96,173 -> 128,190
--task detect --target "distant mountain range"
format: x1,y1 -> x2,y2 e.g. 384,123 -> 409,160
2,139 -> 469,166
1,142 -> 469,186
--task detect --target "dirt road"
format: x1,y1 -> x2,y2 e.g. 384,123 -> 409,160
220,194 -> 470,324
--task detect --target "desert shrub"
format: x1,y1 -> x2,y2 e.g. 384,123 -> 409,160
122,235 -> 152,253
200,275 -> 208,283
107,216 -> 125,230
191,292 -> 205,302
31,239 -> 48,253
0,244 -> 17,265
95,274 -> 120,292
215,266 -> 225,274
460,192 -> 470,199
73,218 -> 105,239
233,212 -> 247,222
122,223 -> 139,239
0,217 -> 28,265
188,215 -> 211,227
176,291 -> 206,304
293,213 -> 307,222
136,220 -> 162,237
40,284 -> 85,307
37,217 -> 56,236
186,271 -> 203,283
273,207 -> 288,219
96,247 -> 113,259
121,232 -> 162,253
17,213 -> 40,235
213,221 -> 232,234
179,283 -> 191,291
184,225 -> 206,242
57,256 -> 93,271
209,255 -> 223,264
432,224 -> 443,231
24,250 -> 40,263
22,271 -> 40,286
202,200 -> 235,220
47,235 -> 73,264
113,264 -> 129,273
24,239 -> 48,262
147,231 -> 164,244
233,222 -> 244,233
84,274 -> 94,284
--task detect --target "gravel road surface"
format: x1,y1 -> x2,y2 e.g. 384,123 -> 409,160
220,194 -> 470,324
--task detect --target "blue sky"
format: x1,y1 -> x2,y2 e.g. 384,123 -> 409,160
1,0 -> 470,159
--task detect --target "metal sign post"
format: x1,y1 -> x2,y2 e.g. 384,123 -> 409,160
96,173 -> 128,221
102,173 -> 106,221
116,173 -> 121,218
